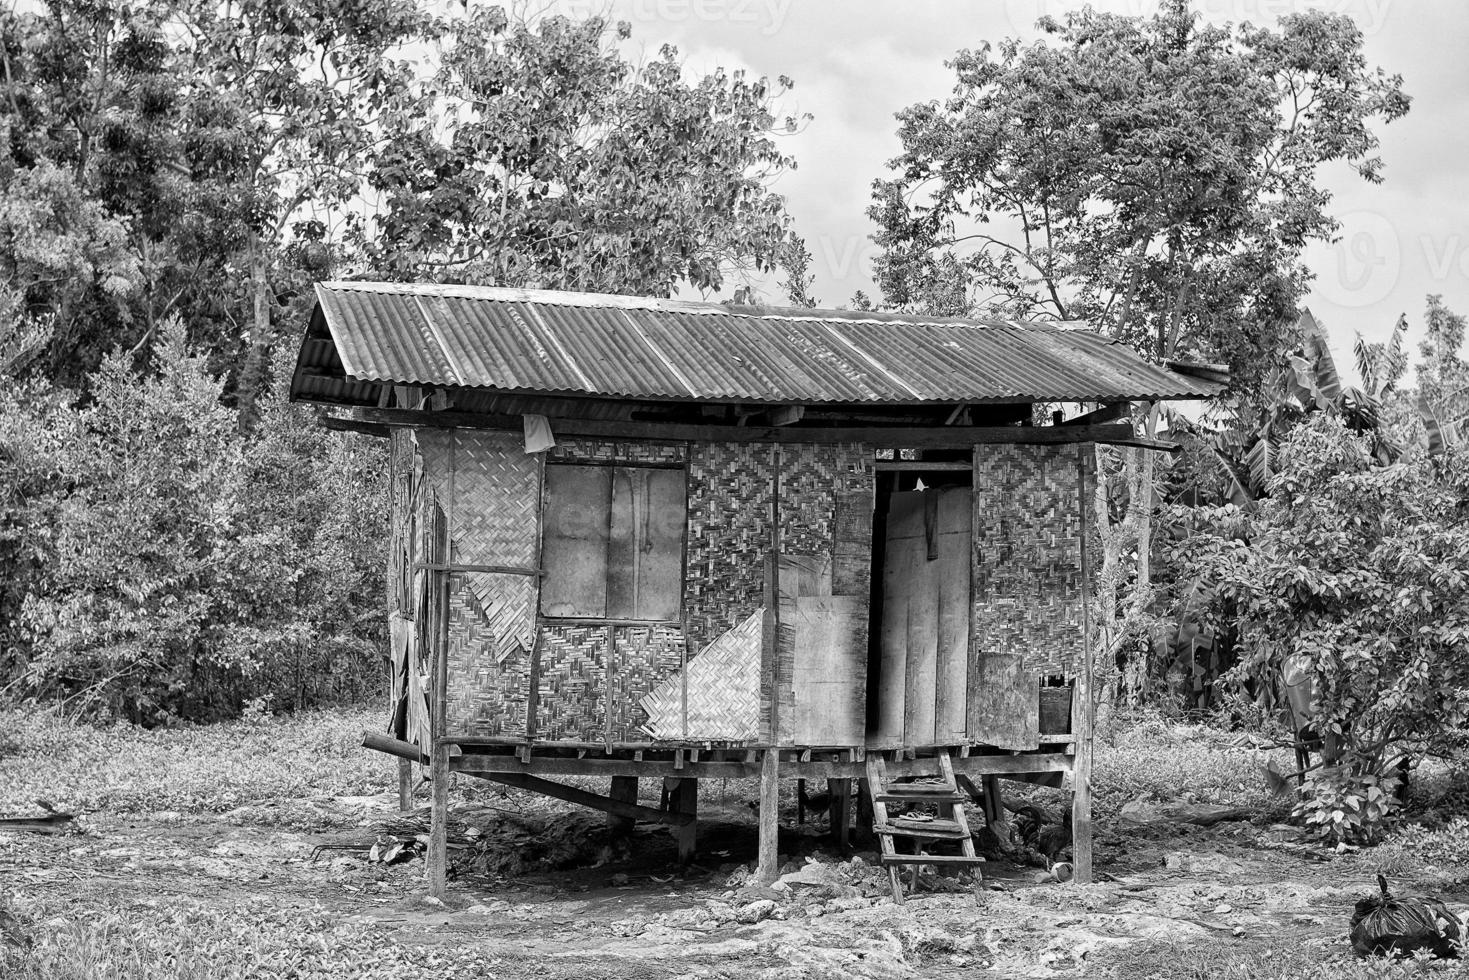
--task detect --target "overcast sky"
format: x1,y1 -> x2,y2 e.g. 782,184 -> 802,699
543,0 -> 1467,378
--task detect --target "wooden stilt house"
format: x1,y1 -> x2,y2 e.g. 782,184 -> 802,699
289,282 -> 1225,898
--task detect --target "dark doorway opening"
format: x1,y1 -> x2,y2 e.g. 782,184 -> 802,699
864,461 -> 974,746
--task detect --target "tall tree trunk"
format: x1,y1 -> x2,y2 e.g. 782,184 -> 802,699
236,233 -> 272,429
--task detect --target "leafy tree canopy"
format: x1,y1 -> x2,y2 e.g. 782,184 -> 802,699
868,0 -> 1408,393
366,8 -> 800,297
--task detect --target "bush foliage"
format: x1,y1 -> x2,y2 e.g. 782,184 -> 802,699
0,320 -> 387,724
1176,415 -> 1469,841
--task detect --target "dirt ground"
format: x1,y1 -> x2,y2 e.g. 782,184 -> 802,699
3,784 -> 1446,979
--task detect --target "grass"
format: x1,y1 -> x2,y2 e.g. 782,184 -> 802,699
1099,934 -> 1469,980
6,703 -> 1469,978
1091,709 -> 1296,819
0,704 -> 393,816
0,893 -> 508,980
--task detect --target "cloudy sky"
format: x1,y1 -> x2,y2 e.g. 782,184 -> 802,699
546,0 -> 1467,375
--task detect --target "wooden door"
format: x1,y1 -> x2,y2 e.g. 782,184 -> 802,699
875,487 -> 972,746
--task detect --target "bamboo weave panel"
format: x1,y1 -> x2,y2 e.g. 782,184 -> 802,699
548,438 -> 687,464
972,444 -> 1085,676
640,611 -> 762,742
418,429 -> 540,662
608,625 -> 686,742
535,625 -> 605,741
684,443 -> 774,653
446,571 -> 532,738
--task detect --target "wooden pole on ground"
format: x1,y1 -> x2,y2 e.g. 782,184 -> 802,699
608,776 -> 639,833
1072,449 -> 1095,884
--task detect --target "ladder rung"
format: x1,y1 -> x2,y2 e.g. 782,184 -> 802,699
876,791 -> 967,803
879,853 -> 987,866
876,820 -> 970,839
888,782 -> 956,794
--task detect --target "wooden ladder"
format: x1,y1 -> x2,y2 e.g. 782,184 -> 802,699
865,750 -> 985,903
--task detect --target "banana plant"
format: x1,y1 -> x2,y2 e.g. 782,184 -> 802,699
1199,309 -> 1405,500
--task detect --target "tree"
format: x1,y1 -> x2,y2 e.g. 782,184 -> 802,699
1417,295 -> 1469,452
0,0 -> 434,410
367,8 -> 801,297
869,0 -> 1407,389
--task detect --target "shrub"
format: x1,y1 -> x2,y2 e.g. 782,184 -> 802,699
5,321 -> 388,723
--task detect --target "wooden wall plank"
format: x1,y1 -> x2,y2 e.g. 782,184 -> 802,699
903,553 -> 939,745
775,554 -> 831,745
934,489 -> 972,742
540,465 -> 611,617
792,596 -> 867,745
967,651 -> 1040,750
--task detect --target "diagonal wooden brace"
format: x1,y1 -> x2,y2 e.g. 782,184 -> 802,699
471,771 -> 695,828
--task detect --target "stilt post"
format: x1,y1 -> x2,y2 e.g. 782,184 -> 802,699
829,777 -> 851,849
608,775 -> 639,833
398,758 -> 413,811
672,778 -> 698,862
758,749 -> 780,879
1072,449 -> 1095,884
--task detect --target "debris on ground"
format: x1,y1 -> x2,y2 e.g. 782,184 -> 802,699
0,799 -> 75,833
1118,798 -> 1253,828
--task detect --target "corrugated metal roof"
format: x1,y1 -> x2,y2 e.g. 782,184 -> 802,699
292,281 -> 1224,406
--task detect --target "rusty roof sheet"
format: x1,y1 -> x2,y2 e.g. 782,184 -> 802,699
293,281 -> 1224,405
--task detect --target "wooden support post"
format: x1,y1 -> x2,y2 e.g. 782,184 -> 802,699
1073,449 -> 1095,884
758,749 -> 780,881
854,776 -> 875,846
398,757 -> 413,812
427,435 -> 456,900
829,778 -> 851,849
608,776 -> 638,834
428,740 -> 450,899
672,778 -> 698,863
981,775 -> 1004,827
427,572 -> 451,899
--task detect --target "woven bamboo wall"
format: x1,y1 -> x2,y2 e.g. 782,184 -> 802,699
971,443 -> 1087,676
417,431 -> 542,739
684,442 -> 776,655
548,438 -> 687,465
410,430 -> 881,746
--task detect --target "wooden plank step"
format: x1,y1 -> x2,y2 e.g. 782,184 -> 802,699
876,790 -> 967,804
876,820 -> 970,840
879,853 -> 988,866
887,781 -> 955,794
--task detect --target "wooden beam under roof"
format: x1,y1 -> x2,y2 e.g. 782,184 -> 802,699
332,406 -> 1178,451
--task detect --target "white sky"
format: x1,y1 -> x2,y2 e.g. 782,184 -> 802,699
542,0 -> 1468,383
